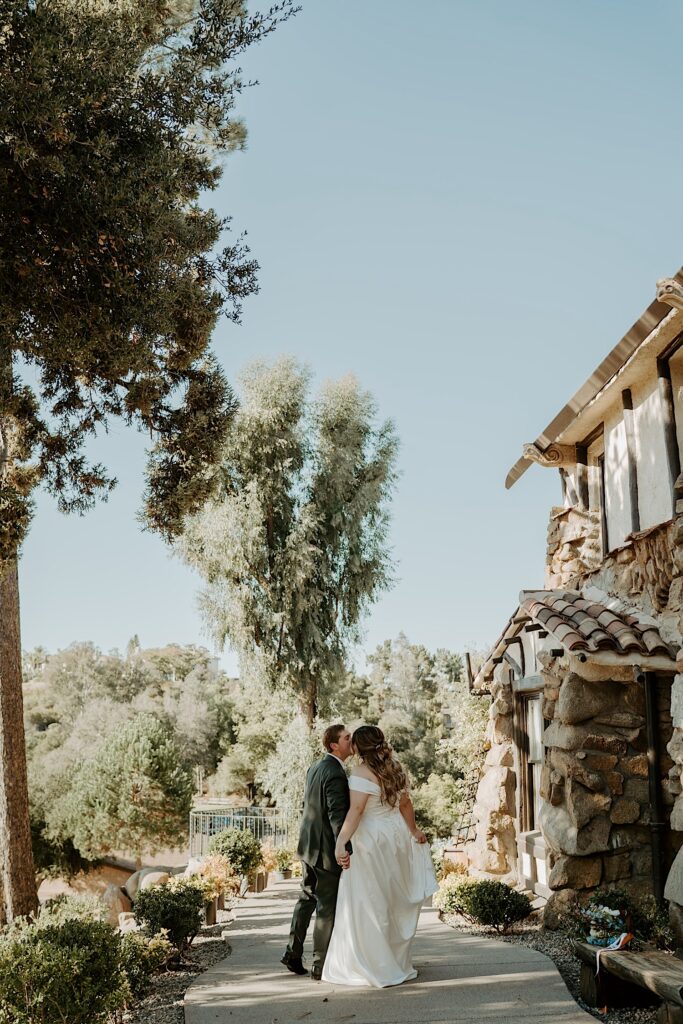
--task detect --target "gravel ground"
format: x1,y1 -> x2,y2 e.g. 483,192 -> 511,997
442,912 -> 658,1024
122,906 -> 236,1024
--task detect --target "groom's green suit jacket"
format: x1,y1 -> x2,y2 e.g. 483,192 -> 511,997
297,754 -> 350,875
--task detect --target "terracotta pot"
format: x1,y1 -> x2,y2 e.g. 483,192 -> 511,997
217,892 -> 225,911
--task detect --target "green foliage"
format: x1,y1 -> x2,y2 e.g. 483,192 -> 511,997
0,917 -> 127,1024
37,893 -> 107,927
412,773 -> 463,840
207,680 -> 295,800
177,358 -> 399,721
24,641 -> 236,873
434,877 -> 532,933
119,931 -> 174,999
256,714 -> 320,817
275,847 -> 293,871
0,0 -> 297,560
133,877 -> 205,951
208,827 -> 263,877
47,714 -> 194,859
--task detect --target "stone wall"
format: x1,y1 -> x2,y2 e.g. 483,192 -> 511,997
537,656 -> 677,922
468,651 -> 678,915
467,670 -> 517,882
546,506 -> 602,589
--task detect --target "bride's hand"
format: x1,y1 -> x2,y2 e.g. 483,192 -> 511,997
335,842 -> 350,867
412,828 -> 428,844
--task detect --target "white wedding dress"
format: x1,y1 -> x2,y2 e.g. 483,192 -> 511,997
321,775 -> 438,988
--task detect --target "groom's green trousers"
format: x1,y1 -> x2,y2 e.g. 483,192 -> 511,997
286,860 -> 340,970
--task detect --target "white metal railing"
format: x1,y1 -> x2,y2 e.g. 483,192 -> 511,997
189,805 -> 299,858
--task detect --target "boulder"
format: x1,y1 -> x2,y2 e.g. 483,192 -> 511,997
556,675 -> 622,726
540,802 -> 611,856
604,771 -> 624,795
583,752 -> 618,772
474,766 -> 516,818
484,743 -> 513,768
565,778 -> 611,830
492,713 -> 513,744
124,865 -> 171,901
602,851 -> 632,882
669,901 -> 683,951
665,845 -> 683,904
543,721 -> 626,756
548,855 -> 601,891
672,675 -> 683,730
610,799 -> 640,825
139,871 -> 170,891
543,888 -> 579,931
102,884 -> 132,926
623,778 -> 649,805
593,711 -> 645,729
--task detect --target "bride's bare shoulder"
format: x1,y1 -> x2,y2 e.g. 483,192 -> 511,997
351,764 -> 379,784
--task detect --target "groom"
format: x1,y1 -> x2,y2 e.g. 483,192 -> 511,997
281,723 -> 353,980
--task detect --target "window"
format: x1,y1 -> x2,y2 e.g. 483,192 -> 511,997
514,686 -> 550,897
524,695 -> 544,831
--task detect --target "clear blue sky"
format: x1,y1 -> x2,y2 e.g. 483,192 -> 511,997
21,1 -> 683,672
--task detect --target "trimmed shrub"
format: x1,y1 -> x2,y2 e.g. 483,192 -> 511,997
208,827 -> 263,877
434,876 -> 532,933
119,931 -> 174,999
0,917 -> 127,1024
275,847 -> 293,871
134,877 -> 205,951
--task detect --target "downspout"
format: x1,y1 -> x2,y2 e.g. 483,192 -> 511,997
639,668 -> 666,905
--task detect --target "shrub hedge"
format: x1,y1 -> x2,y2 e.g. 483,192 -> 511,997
434,876 -> 532,933
208,827 -> 263,877
134,877 -> 206,951
0,918 -> 127,1024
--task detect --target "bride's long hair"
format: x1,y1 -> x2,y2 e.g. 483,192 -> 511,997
352,725 -> 407,808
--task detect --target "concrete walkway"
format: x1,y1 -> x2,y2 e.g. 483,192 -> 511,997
184,880 -> 595,1024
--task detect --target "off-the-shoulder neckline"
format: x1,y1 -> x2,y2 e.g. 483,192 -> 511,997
350,773 -> 381,789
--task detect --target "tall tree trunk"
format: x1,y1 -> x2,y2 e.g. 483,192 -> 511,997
302,676 -> 317,729
0,556 -> 37,923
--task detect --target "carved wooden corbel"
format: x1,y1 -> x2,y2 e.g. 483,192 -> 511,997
522,442 -> 576,469
656,278 -> 683,312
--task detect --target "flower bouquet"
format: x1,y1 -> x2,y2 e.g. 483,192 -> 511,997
584,905 -> 626,947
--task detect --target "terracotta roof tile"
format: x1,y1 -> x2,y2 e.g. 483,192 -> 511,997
519,589 -> 677,660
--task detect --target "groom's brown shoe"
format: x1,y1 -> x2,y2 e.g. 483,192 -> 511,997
281,953 -> 308,976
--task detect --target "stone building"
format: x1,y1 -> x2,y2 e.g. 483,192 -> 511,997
468,271 -> 683,925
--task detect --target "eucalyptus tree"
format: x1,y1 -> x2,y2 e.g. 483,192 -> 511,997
0,0 -> 295,921
178,358 -> 399,726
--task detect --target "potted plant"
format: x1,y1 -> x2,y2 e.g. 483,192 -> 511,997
260,841 -> 278,886
208,828 -> 263,895
273,847 -> 293,881
198,854 -> 239,913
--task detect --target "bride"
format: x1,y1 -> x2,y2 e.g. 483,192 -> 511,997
321,725 -> 438,988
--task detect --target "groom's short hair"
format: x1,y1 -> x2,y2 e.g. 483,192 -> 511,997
323,724 -> 345,752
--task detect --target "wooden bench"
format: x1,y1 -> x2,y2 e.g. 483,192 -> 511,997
575,941 -> 683,1023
